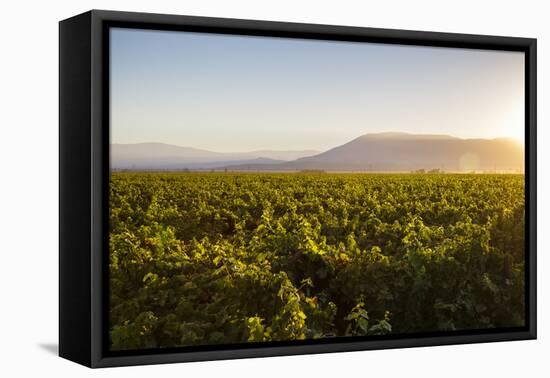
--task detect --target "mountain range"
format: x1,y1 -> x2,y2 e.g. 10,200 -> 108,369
111,143 -> 319,170
111,133 -> 524,172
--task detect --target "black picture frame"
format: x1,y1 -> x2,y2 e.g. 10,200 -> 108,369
59,9 -> 537,368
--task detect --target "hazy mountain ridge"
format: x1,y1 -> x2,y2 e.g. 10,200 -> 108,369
219,133 -> 524,172
112,133 -> 523,172
111,142 -> 319,170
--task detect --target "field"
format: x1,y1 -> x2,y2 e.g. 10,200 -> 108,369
109,172 -> 525,351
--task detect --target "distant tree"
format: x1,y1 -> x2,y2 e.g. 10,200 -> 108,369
300,169 -> 326,174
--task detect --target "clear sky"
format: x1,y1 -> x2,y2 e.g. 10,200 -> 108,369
110,27 -> 525,152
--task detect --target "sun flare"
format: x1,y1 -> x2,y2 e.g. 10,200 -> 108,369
500,103 -> 525,144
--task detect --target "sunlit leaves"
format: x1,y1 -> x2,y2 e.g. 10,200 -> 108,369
109,172 -> 525,350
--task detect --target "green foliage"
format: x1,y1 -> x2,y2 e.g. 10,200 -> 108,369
109,173 -> 525,350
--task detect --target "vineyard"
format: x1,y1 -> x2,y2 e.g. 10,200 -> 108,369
109,172 -> 525,351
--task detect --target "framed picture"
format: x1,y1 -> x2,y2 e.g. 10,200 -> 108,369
59,10 -> 537,368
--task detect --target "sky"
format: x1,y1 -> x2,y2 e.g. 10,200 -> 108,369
110,27 -> 525,152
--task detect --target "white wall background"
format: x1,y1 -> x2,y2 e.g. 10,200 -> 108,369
0,0 -> 547,376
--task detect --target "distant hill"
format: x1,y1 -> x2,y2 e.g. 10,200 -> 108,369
220,132 -> 524,172
111,143 -> 319,170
